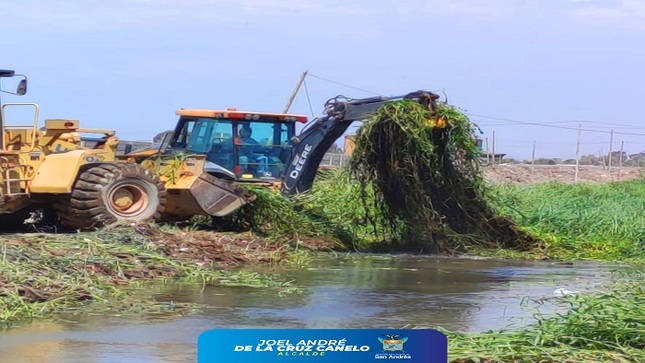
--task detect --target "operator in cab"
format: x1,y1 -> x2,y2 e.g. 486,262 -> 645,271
237,124 -> 258,146
235,123 -> 269,175
219,123 -> 259,152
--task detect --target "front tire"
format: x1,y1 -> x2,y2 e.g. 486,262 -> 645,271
55,163 -> 167,229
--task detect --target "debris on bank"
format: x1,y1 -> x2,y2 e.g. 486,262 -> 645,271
0,224 -> 321,324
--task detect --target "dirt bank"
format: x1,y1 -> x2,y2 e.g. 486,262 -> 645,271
483,164 -> 642,185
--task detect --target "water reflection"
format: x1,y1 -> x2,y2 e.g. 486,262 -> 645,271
146,254 -> 618,332
0,255 -> 621,363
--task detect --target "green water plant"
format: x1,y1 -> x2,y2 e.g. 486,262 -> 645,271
446,270 -> 645,362
347,100 -> 538,252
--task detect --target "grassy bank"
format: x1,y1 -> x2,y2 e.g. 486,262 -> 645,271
484,179 -> 645,262
232,168 -> 643,262
445,270 -> 645,363
0,224 -> 313,325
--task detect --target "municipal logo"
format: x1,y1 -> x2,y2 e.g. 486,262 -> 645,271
378,334 -> 408,352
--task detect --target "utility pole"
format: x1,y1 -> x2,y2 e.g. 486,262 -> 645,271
608,129 -> 614,174
618,141 -> 625,180
492,131 -> 496,166
531,140 -> 536,164
283,69 -> 309,113
574,124 -> 581,183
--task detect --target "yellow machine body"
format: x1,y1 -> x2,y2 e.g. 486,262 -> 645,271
0,111 -> 120,214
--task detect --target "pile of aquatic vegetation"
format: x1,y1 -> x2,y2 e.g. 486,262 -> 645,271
347,100 -> 539,252
446,270 -> 645,362
292,169 -> 383,246
216,184 -> 328,239
215,169 -> 382,250
0,224 -> 298,325
218,100 -> 540,253
486,179 -> 645,262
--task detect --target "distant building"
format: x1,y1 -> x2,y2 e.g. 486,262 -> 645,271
344,135 -> 356,155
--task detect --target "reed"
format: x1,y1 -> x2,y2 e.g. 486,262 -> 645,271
446,270 -> 645,362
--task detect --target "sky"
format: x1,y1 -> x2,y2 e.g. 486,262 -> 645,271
2,0 -> 644,160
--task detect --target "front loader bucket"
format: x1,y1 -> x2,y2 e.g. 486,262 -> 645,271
163,170 -> 256,218
165,172 -> 256,217
132,154 -> 256,218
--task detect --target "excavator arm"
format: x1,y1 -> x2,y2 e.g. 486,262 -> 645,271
281,90 -> 440,196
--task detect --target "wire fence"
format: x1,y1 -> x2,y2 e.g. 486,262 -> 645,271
477,129 -> 645,170
320,153 -> 351,168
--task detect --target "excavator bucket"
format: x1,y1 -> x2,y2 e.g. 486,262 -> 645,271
135,154 -> 256,218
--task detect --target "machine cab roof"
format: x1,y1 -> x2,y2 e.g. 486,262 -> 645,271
175,108 -> 309,123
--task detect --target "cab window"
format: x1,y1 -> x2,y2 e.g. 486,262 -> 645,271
184,118 -> 233,152
234,121 -> 294,179
173,118 -> 195,148
171,117 -> 295,180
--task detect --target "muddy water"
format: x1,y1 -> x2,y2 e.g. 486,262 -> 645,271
0,254 -> 622,363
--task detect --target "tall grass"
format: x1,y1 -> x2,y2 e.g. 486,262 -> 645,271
486,180 -> 645,261
446,270 -> 645,362
218,168 -> 644,261
291,169 -> 390,248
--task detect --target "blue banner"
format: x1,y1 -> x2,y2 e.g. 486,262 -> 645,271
198,328 -> 447,362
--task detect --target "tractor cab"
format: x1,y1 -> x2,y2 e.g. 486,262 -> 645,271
169,108 -> 308,182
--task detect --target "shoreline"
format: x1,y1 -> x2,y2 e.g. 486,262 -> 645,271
1,176 -> 643,362
1,220 -> 640,325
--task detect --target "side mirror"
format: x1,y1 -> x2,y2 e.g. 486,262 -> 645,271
16,79 -> 27,96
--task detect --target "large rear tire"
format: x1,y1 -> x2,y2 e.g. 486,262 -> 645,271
55,163 -> 167,229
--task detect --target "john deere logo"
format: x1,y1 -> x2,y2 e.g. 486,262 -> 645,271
378,334 -> 408,352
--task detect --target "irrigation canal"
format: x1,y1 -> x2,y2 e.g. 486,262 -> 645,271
0,254 -> 624,362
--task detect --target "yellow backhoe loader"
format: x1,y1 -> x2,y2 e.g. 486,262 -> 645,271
0,69 -> 255,230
